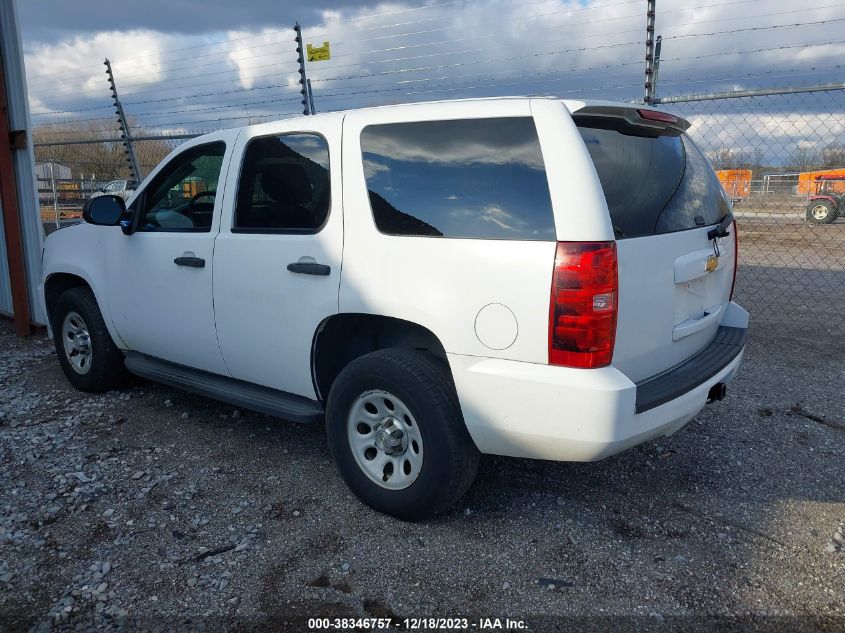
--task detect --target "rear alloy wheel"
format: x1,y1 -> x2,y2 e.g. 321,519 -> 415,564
326,348 -> 479,520
347,389 -> 424,490
806,200 -> 838,225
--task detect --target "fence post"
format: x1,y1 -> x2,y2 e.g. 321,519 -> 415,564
652,35 -> 662,102
643,0 -> 657,104
307,78 -> 316,114
49,161 -> 58,229
104,58 -> 141,185
294,23 -> 312,115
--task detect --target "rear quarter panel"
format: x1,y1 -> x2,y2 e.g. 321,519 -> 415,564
339,99 -> 611,363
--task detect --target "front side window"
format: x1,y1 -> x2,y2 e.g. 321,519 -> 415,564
234,133 -> 330,233
137,142 -> 226,232
360,117 -> 556,240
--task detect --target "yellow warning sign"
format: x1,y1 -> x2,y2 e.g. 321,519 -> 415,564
306,42 -> 331,62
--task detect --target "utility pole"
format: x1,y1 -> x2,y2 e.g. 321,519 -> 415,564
294,23 -> 311,115
104,58 -> 140,185
643,0 -> 657,104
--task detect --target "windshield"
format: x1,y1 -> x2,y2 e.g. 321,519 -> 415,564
577,124 -> 730,239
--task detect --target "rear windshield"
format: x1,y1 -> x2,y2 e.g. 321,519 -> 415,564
577,124 -> 729,239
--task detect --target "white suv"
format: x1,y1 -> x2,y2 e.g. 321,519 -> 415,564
40,98 -> 748,519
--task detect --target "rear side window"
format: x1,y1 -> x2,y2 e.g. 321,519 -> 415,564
234,133 -> 330,233
577,124 -> 729,239
360,117 -> 555,240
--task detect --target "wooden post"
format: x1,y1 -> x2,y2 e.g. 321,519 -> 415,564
0,46 -> 31,337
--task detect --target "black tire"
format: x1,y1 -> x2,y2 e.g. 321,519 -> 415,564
52,286 -> 128,393
806,200 -> 838,225
326,348 -> 479,521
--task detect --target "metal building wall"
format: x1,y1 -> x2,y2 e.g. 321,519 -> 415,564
0,207 -> 14,318
0,0 -> 46,324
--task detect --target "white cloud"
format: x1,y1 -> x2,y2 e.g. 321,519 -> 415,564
26,30 -> 174,102
20,0 -> 845,166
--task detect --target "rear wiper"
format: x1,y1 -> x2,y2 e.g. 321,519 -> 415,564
707,214 -> 732,241
707,214 -> 733,256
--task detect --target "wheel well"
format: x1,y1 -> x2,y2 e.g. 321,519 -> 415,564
312,314 -> 448,402
44,273 -> 90,325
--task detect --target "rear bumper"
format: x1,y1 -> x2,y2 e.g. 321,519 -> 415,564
448,302 -> 748,462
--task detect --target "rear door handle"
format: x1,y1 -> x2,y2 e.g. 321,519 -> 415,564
287,262 -> 331,276
174,256 -> 205,268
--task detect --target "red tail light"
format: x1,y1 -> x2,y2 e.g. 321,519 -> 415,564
730,220 -> 738,301
548,241 -> 618,369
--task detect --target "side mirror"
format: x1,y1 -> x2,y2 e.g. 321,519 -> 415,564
83,194 -> 126,226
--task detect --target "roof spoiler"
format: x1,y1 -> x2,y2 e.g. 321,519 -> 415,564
571,104 -> 690,137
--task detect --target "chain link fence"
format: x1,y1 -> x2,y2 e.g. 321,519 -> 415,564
34,134 -> 194,232
32,84 -> 845,329
657,86 -> 845,328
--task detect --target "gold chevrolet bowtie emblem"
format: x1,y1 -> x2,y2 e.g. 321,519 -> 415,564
705,254 -> 719,273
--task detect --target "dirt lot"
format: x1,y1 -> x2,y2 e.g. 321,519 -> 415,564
0,316 -> 843,632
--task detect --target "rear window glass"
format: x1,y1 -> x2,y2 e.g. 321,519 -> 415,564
577,125 -> 729,239
360,117 -> 555,240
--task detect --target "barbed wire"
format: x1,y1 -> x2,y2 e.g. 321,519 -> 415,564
664,17 -> 845,41
26,0 -> 845,146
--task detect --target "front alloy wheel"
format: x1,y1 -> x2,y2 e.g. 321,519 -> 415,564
61,311 -> 93,374
52,286 -> 129,393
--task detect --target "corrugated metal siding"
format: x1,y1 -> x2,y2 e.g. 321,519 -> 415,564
0,0 -> 46,324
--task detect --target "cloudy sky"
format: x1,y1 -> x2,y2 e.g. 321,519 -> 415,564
16,0 -> 845,163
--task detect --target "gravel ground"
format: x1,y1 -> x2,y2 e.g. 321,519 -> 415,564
0,319 -> 843,632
